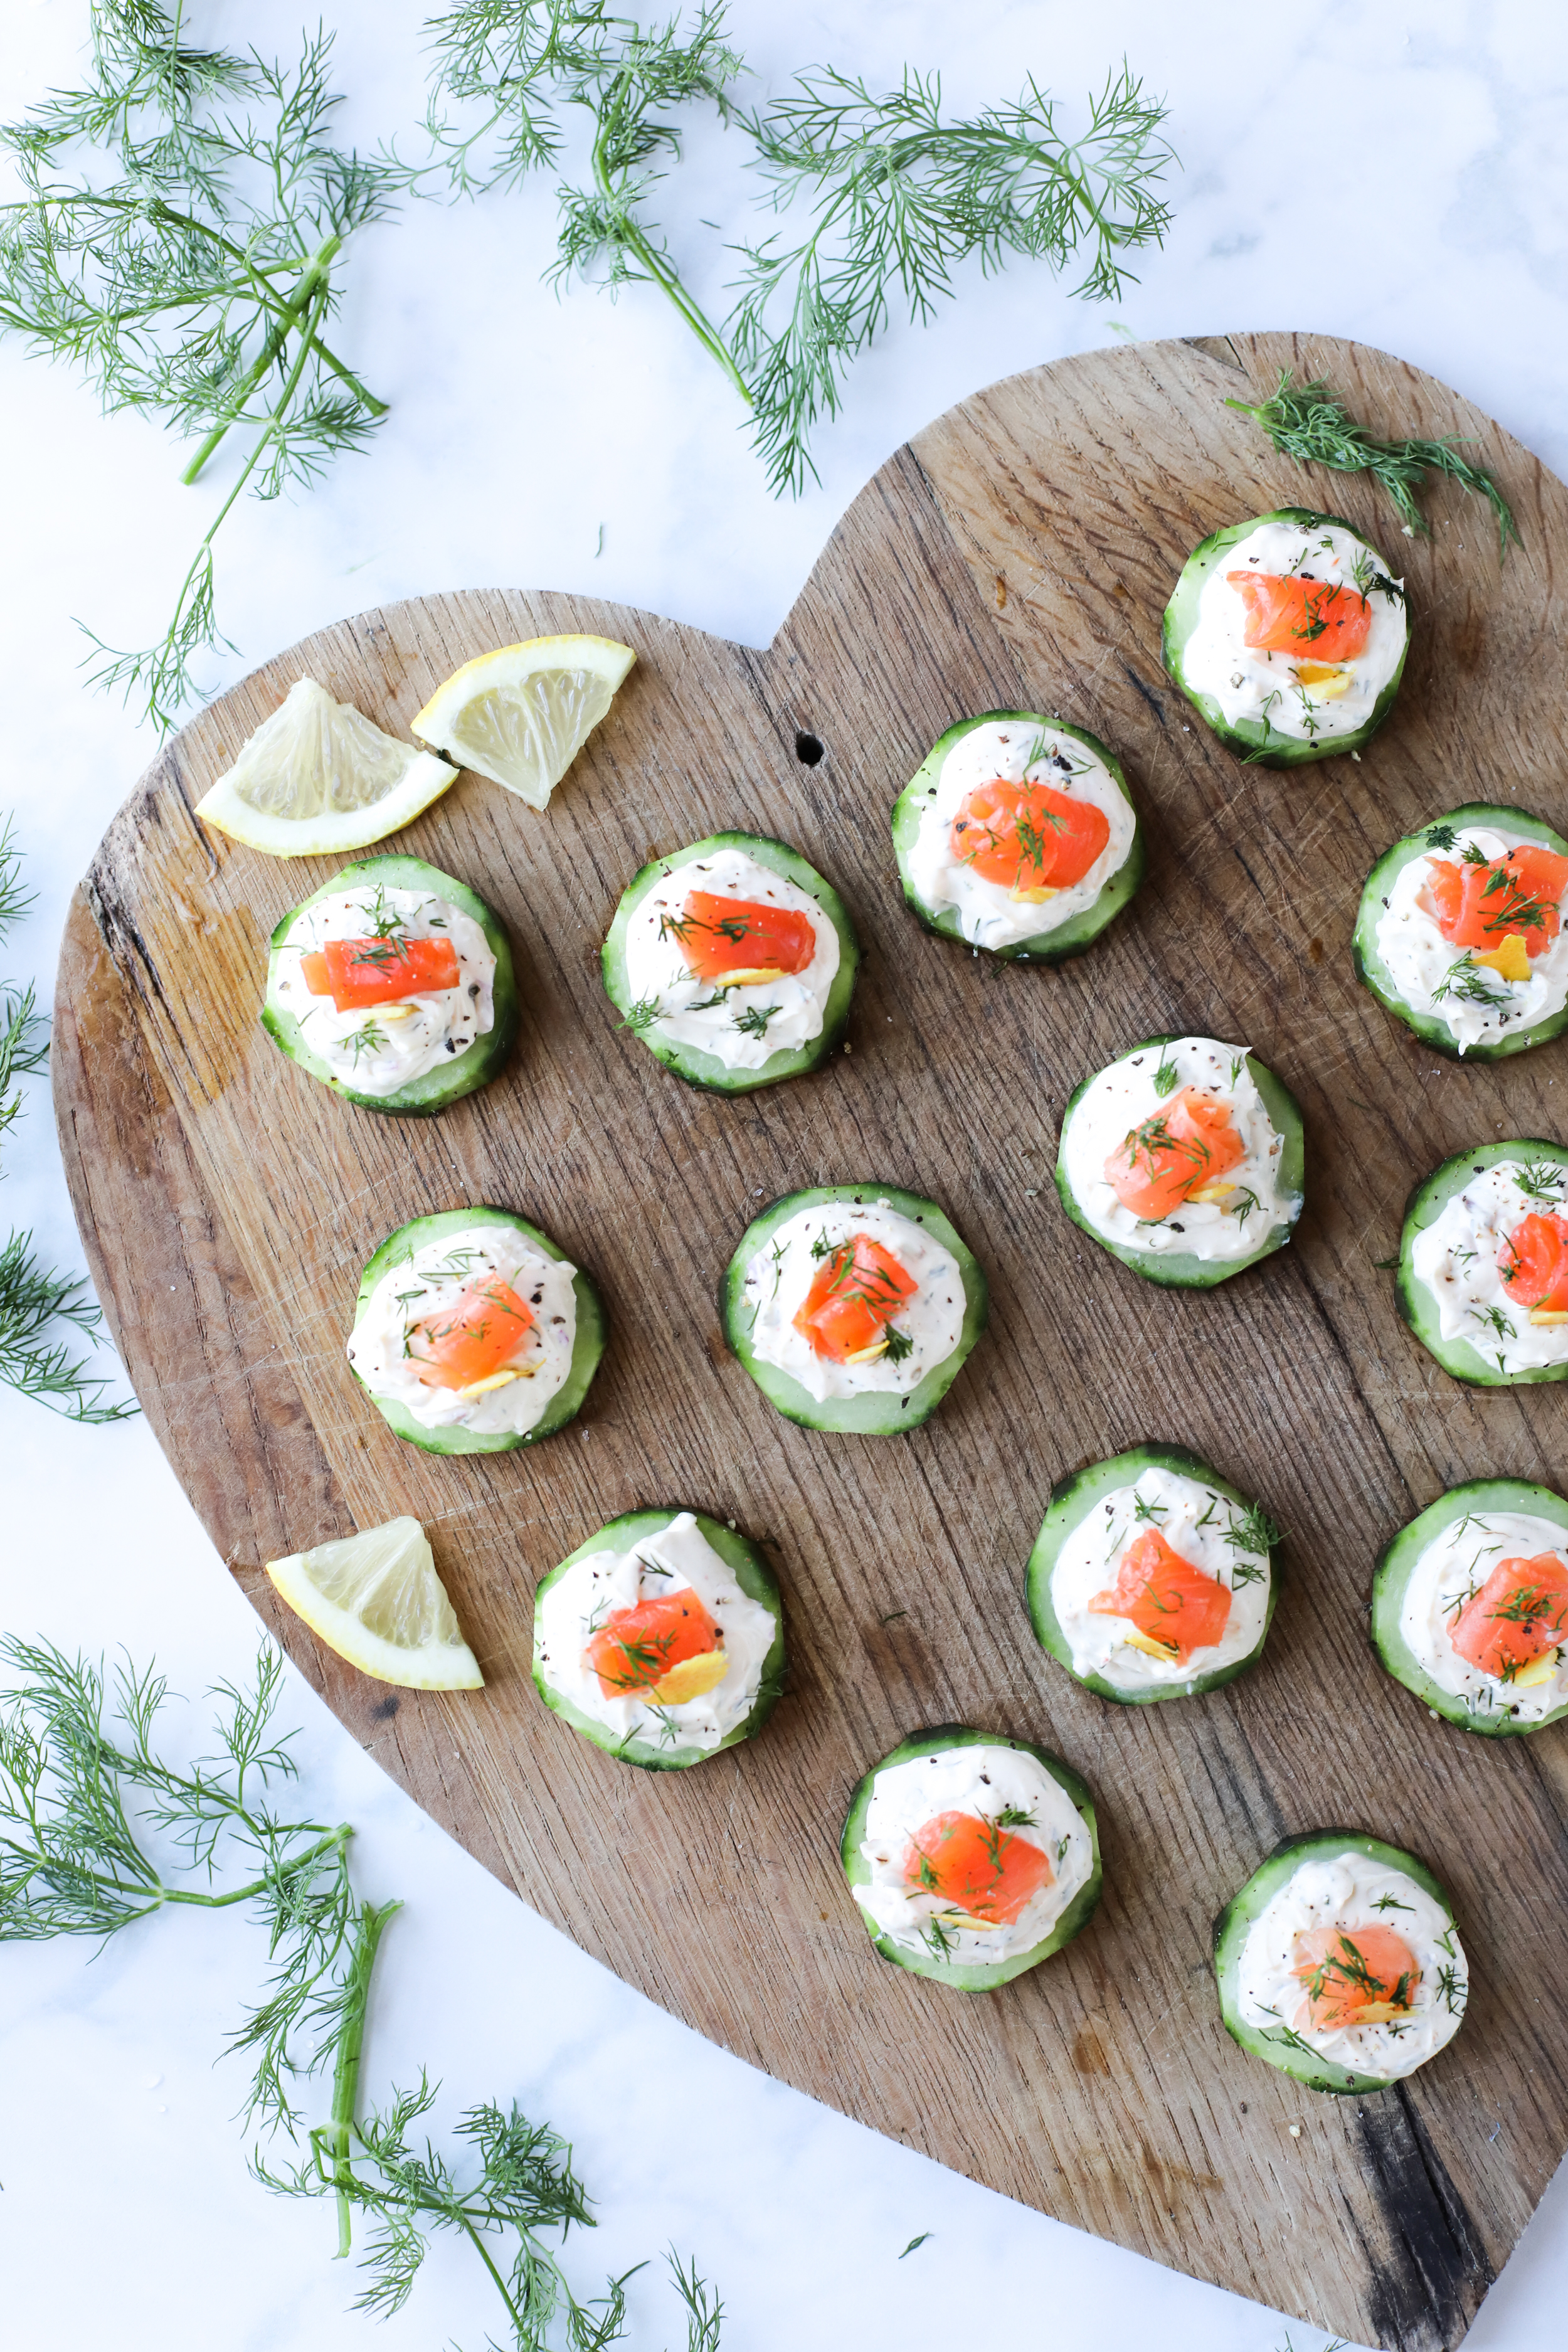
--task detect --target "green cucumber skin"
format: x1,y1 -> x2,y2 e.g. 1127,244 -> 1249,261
262,854 -> 519,1115
531,1508 -> 786,1772
889,711 -> 1145,963
1026,1442 -> 1279,1705
1372,1476 -> 1568,1736
1354,805 -> 1568,1062
1053,1034 -> 1306,1289
1396,1137 -> 1568,1387
1162,507 -> 1409,768
352,1206 -> 607,1454
840,1725 -> 1102,1990
1213,1831 -> 1460,2095
719,1184 -> 989,1436
600,831 -> 861,1095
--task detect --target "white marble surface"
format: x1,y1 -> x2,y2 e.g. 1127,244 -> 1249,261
4,1 -> 1568,2344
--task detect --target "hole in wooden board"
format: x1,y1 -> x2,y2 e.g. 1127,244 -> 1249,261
795,729 -> 824,765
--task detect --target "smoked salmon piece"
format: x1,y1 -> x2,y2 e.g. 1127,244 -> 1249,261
584,1589 -> 720,1697
672,891 -> 816,985
1425,845 -> 1568,957
1498,1212 -> 1568,1312
301,935 -> 460,1010
793,1234 -> 918,1362
1225,569 -> 1372,662
904,1808 -> 1054,1925
1292,1924 -> 1419,2031
1089,1528 -> 1231,1663
950,778 -> 1110,898
1104,1086 -> 1246,1219
1450,1553 -> 1568,1680
408,1274 -> 534,1389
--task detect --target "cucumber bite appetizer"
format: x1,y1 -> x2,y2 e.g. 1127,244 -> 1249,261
1027,1444 -> 1279,1703
532,1509 -> 785,1771
891,711 -> 1143,961
1055,1035 -> 1304,1287
1163,507 -> 1408,765
348,1206 -> 605,1454
722,1185 -> 988,1434
1356,806 -> 1568,1060
263,856 -> 517,1113
601,831 -> 858,1093
841,1727 -> 1101,1989
1373,1478 -> 1568,1735
1215,1833 -> 1468,2093
1397,1139 -> 1568,1385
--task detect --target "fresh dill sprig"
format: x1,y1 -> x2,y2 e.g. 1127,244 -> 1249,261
0,4 -> 401,730
619,994 -> 664,1033
1431,953 -> 1510,1010
1226,369 -> 1519,563
1225,1500 -> 1281,1557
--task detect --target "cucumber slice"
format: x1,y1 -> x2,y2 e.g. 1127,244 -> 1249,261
1372,1476 -> 1568,1736
531,1508 -> 786,1772
719,1184 -> 988,1435
351,1206 -> 606,1454
1214,1831 -> 1463,2094
840,1725 -> 1102,1990
1026,1442 -> 1279,1703
1355,805 -> 1568,1061
600,830 -> 859,1094
262,854 -> 518,1115
889,711 -> 1145,962
1162,507 -> 1409,766
1054,1034 -> 1305,1289
1396,1138 -> 1568,1386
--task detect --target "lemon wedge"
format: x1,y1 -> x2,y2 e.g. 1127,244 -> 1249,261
194,678 -> 457,856
411,634 -> 635,810
265,1515 -> 482,1689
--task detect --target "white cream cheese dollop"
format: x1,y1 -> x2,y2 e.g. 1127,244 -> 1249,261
1397,1508 -> 1568,1724
268,882 -> 495,1098
1180,517 -> 1407,745
1235,1851 -> 1468,2082
853,1743 -> 1093,1964
1058,1037 -> 1300,1263
738,1196 -> 964,1404
904,717 -> 1135,951
534,1513 -> 777,1756
1050,1463 -> 1270,1691
1374,825 -> 1568,1054
622,846 -> 839,1072
349,1222 -> 576,1436
1408,1158 -> 1568,1376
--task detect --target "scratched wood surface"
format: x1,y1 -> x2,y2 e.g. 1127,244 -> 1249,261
53,336 -> 1568,2350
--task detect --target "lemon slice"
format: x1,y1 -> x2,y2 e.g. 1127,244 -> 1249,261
195,678 -> 457,856
265,1515 -> 482,1689
411,634 -> 635,810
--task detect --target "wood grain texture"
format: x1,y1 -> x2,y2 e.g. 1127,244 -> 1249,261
52,334 -> 1568,2351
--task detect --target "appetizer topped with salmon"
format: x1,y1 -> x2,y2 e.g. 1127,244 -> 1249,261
1398,1138 -> 1568,1385
891,711 -> 1143,961
349,1206 -> 606,1454
722,1184 -> 988,1434
1216,1833 -> 1468,2093
532,1509 -> 785,1770
1029,1444 -> 1280,1703
841,1727 -> 1101,1989
601,831 -> 859,1093
1357,805 -> 1568,1059
264,855 -> 517,1113
1055,1035 -> 1305,1287
1373,1477 -> 1568,1735
1163,507 -> 1409,764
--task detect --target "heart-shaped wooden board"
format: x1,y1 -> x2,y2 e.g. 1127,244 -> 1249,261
55,335 -> 1568,2351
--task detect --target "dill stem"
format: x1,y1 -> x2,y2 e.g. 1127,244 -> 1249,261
327,1896 -> 401,2260
179,234 -> 344,485
589,102 -> 750,407
454,2200 -> 531,2333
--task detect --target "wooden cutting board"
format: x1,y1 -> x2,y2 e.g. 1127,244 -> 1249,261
53,334 -> 1568,2352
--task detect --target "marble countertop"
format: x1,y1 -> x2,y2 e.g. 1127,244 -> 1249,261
4,1 -> 1567,2344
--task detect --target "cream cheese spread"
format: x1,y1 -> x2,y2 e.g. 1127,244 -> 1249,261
268,881 -> 494,1098
1050,1462 -> 1271,1691
1374,824 -> 1568,1054
349,1222 -> 576,1436
1408,1157 -> 1568,1377
1397,1508 -> 1568,1725
622,845 -> 838,1071
905,716 -> 1135,951
738,1195 -> 964,1404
